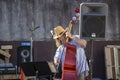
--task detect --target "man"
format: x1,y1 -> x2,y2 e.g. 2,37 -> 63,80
53,26 -> 89,80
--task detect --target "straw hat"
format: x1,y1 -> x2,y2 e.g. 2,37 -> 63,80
53,26 -> 67,39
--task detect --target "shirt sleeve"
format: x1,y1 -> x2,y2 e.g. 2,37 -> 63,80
70,35 -> 81,48
54,45 -> 64,61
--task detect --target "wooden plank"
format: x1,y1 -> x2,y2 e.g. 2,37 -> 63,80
0,49 -> 11,58
1,45 -> 13,49
0,74 -> 19,79
107,45 -> 120,48
104,47 -> 113,79
113,48 -> 119,79
118,49 -> 120,79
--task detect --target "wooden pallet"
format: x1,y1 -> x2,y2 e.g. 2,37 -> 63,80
104,45 -> 120,79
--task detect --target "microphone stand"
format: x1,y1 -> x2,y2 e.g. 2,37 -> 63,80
30,25 -> 40,79
89,37 -> 94,80
89,33 -> 96,80
30,25 -> 40,62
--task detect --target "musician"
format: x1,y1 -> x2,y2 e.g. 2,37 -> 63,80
53,26 -> 89,80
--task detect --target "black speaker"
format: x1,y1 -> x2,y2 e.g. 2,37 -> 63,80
17,46 -> 31,72
79,3 -> 108,39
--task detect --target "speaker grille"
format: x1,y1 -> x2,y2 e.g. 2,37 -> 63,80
17,46 -> 30,67
81,15 -> 106,38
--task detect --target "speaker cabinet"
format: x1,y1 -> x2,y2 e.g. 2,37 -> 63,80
79,3 -> 108,39
17,46 -> 30,72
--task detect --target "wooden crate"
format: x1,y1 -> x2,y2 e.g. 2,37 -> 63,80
104,45 -> 120,79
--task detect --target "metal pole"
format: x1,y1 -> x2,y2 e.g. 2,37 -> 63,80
30,37 -> 33,62
30,21 -> 34,62
89,33 -> 96,80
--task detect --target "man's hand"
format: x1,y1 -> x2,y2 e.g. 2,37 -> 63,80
54,59 -> 60,66
66,32 -> 74,39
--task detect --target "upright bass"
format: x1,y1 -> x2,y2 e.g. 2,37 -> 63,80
62,22 -> 77,80
62,7 -> 79,80
62,7 -> 90,80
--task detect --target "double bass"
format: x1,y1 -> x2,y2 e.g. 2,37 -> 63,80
62,7 -> 90,80
62,7 -> 79,80
62,22 -> 77,80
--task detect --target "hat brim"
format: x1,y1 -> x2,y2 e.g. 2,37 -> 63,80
53,28 -> 68,39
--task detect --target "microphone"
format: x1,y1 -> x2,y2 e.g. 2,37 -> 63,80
50,30 -> 54,36
29,26 -> 40,31
34,26 -> 40,30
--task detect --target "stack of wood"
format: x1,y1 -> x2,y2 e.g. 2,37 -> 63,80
0,45 -> 12,63
104,45 -> 120,80
0,45 -> 20,79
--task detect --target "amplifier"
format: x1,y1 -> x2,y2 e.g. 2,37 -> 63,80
0,67 -> 16,74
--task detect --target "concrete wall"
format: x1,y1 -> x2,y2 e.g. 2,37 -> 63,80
0,0 -> 119,41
